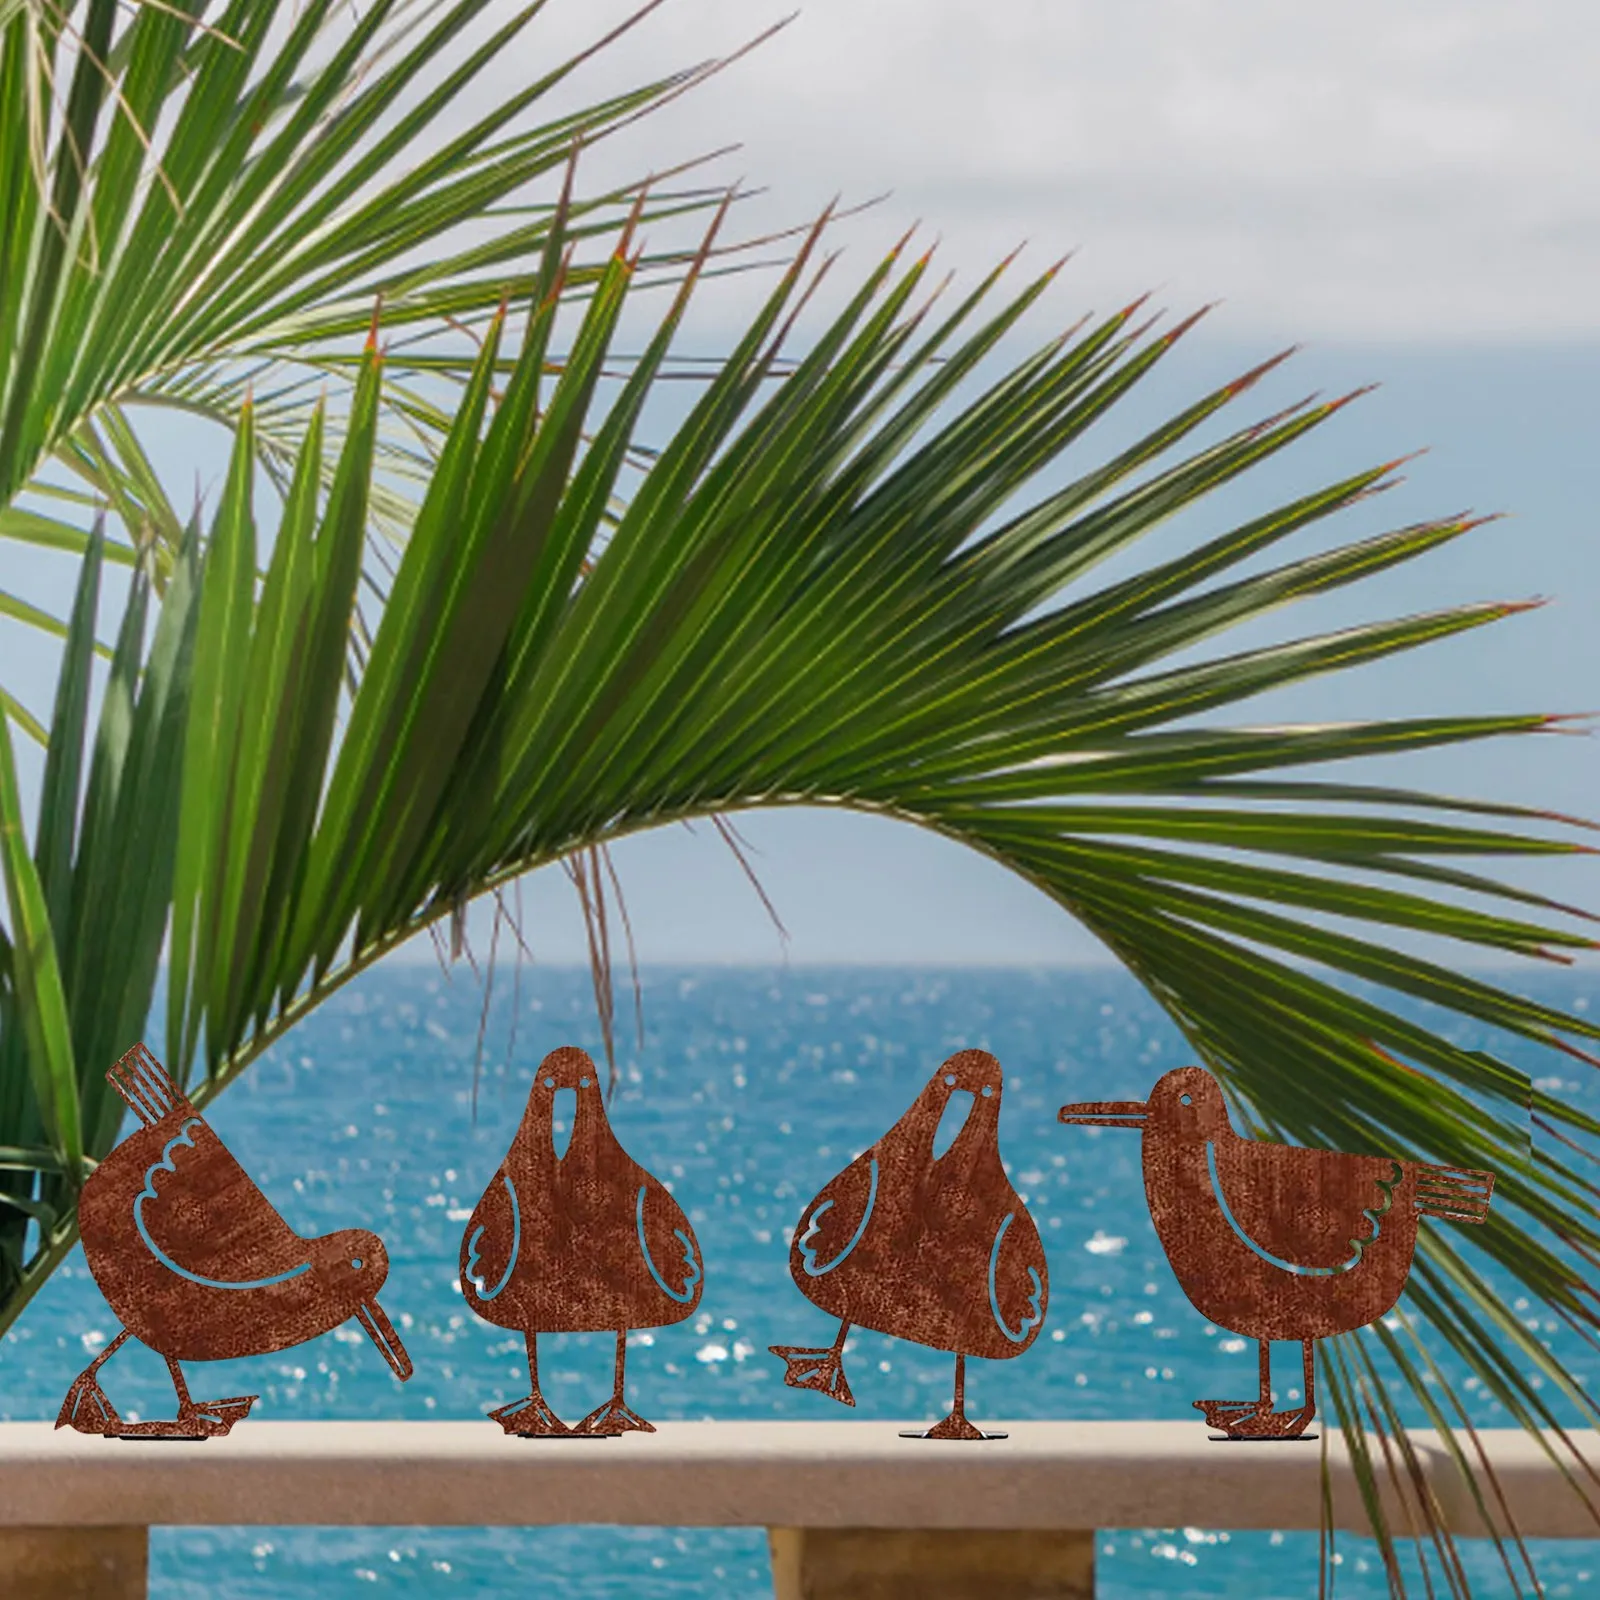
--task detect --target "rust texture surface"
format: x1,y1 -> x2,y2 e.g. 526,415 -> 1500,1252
1060,1064 -> 1493,1439
61,1044 -> 411,1440
771,1048 -> 1049,1440
459,1045 -> 703,1436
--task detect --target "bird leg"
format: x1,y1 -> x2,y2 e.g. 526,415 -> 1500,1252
1194,1339 -> 1275,1435
1287,1338 -> 1319,1434
55,1329 -> 131,1434
148,1355 -> 257,1438
770,1318 -> 856,1407
489,1333 -> 573,1436
109,1355 -> 255,1439
917,1353 -> 992,1441
577,1330 -> 656,1435
1195,1339 -> 1317,1440
59,1332 -> 255,1439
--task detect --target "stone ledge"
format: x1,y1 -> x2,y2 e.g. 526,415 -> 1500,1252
0,1421 -> 1596,1540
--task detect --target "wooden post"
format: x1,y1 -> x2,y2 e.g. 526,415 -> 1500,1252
768,1527 -> 1094,1600
0,1526 -> 148,1599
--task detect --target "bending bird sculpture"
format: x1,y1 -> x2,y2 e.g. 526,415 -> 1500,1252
59,1043 -> 411,1439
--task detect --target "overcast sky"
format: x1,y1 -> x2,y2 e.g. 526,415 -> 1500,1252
2,0 -> 1596,966
519,0 -> 1600,343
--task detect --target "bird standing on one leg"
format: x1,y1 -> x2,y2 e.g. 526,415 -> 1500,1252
58,1044 -> 412,1439
771,1049 -> 1048,1440
459,1046 -> 702,1436
1059,1065 -> 1494,1440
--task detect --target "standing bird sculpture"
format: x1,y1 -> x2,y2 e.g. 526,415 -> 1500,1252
770,1049 -> 1048,1440
459,1045 -> 702,1436
58,1044 -> 412,1439
1059,1064 -> 1494,1439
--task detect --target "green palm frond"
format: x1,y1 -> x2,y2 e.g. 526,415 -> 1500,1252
1,136 -> 1597,1596
0,0 -> 773,642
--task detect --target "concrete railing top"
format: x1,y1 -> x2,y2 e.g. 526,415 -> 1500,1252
2,1421 -> 1598,1540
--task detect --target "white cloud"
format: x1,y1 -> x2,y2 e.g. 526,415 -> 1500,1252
494,0 -> 1600,339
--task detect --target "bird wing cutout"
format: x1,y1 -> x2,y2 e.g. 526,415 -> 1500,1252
134,1118 -> 310,1289
987,1209 -> 1048,1344
461,1171 -> 521,1301
1210,1138 -> 1404,1274
796,1156 -> 879,1278
636,1182 -> 702,1306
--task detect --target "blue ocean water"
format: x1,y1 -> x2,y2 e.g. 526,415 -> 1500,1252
3,965 -> 1597,1598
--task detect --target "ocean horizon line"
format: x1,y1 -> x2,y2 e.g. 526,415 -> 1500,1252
199,955 -> 1600,977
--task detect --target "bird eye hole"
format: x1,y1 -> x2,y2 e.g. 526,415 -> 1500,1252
981,1084 -> 994,1098
1180,1093 -> 1193,1106
351,1257 -> 363,1270
544,1077 -> 556,1088
943,1073 -> 956,1086
580,1076 -> 591,1088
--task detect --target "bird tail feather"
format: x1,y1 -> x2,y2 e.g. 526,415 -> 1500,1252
1414,1162 -> 1494,1224
108,1043 -> 193,1128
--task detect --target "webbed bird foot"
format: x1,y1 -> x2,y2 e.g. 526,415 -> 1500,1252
577,1395 -> 655,1436
919,1411 -> 990,1441
1193,1397 -> 1266,1432
769,1344 -> 856,1407
181,1395 -> 256,1435
56,1368 -> 122,1435
103,1397 -> 257,1440
489,1392 -> 572,1437
1196,1397 -> 1317,1440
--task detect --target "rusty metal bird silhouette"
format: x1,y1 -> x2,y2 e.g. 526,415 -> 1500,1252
59,1044 -> 411,1439
459,1045 -> 702,1436
1059,1064 -> 1494,1440
771,1048 -> 1048,1440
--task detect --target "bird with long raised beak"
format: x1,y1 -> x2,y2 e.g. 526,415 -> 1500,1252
1059,1064 -> 1494,1439
459,1045 -> 702,1436
770,1048 -> 1048,1440
59,1044 -> 412,1439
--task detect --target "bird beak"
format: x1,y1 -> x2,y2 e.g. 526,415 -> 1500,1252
356,1299 -> 413,1381
1058,1100 -> 1147,1128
